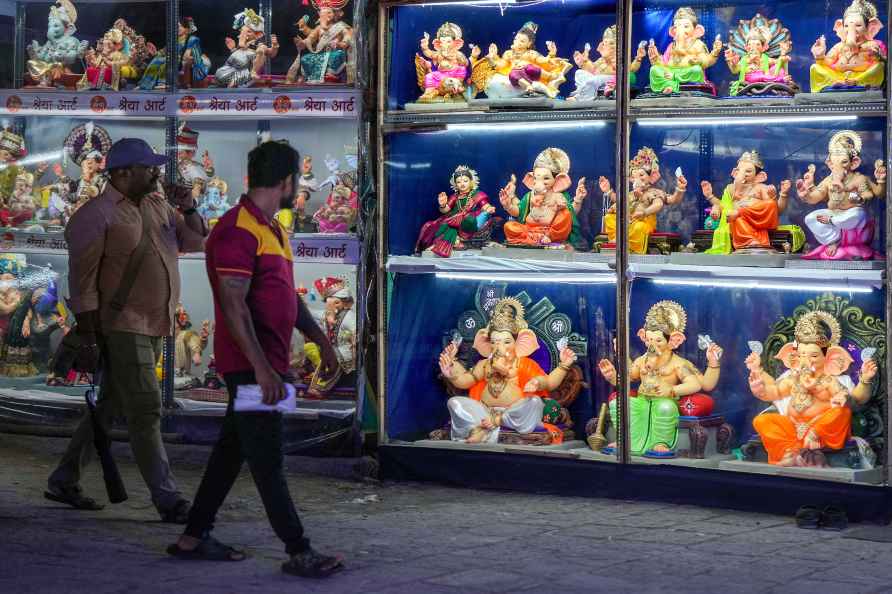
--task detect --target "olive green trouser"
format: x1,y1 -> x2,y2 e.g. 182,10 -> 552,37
48,331 -> 181,510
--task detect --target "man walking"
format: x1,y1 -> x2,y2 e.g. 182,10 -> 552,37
45,139 -> 207,523
168,141 -> 344,578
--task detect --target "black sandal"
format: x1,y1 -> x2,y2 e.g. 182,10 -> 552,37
795,505 -> 822,529
166,536 -> 247,562
282,547 -> 344,578
44,486 -> 104,511
821,505 -> 848,531
159,499 -> 191,524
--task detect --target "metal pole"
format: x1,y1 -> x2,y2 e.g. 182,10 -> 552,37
167,0 -> 178,90
883,0 -> 891,487
376,0 -> 389,446
14,3 -> 25,88
614,0 -> 632,466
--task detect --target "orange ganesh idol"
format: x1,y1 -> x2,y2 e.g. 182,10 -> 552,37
745,311 -> 877,468
499,147 -> 586,248
700,150 -> 791,253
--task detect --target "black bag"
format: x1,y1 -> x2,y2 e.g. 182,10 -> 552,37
51,206 -> 154,377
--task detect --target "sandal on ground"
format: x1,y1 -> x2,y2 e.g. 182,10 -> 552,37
821,505 -> 848,531
44,485 -> 104,511
166,536 -> 247,562
282,547 -> 344,578
795,505 -> 822,529
159,499 -> 191,524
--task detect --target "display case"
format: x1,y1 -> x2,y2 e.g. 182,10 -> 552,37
0,1 -> 367,456
376,0 -> 892,513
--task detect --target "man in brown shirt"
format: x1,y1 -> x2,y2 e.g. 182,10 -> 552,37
46,138 -> 207,522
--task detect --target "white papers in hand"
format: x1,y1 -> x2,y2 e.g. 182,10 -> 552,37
233,383 -> 297,413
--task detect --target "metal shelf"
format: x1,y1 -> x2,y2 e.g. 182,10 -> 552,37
629,262 -> 885,288
630,100 -> 887,120
383,106 -> 617,129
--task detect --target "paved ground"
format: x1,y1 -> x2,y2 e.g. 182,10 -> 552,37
2,433 -> 892,594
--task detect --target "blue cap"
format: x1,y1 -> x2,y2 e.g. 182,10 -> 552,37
104,138 -> 168,170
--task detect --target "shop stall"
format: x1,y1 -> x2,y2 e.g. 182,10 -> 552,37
0,0 -> 367,456
376,0 -> 892,518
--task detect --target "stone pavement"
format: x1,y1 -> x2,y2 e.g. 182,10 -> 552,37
2,433 -> 892,594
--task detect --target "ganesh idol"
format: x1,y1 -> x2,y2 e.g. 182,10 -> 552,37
568,25 -> 645,101
286,0 -> 354,85
810,0 -> 886,93
26,0 -> 89,87
214,8 -> 279,88
469,21 -> 572,100
438,298 -> 577,444
499,148 -> 586,248
598,147 -> 687,255
414,22 -> 469,103
313,277 -> 356,388
176,124 -> 215,190
725,14 -> 798,96
795,130 -> 886,260
746,311 -> 877,468
700,150 -> 791,254
646,7 -> 723,95
598,301 -> 723,458
415,165 -> 495,257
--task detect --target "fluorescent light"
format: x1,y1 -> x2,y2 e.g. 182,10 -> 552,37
651,277 -> 873,293
637,115 -> 859,127
8,150 -> 63,168
446,121 -> 608,133
435,271 -> 615,283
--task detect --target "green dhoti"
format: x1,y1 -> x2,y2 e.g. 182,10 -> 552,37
649,64 -> 705,94
609,394 -> 679,455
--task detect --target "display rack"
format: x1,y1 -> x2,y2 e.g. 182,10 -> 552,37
0,0 -> 368,456
375,0 -> 892,514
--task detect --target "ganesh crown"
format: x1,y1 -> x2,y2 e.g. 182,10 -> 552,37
738,150 -> 764,170
630,147 -> 659,173
234,8 -> 264,32
436,22 -> 462,40
794,311 -> 841,349
533,148 -> 570,176
644,300 -> 687,335
487,297 -> 529,335
829,130 -> 862,158
315,276 -> 351,300
207,176 -> 228,194
845,0 -> 879,23
50,0 -> 78,28
519,21 -> 538,35
674,7 -> 699,26
602,25 -> 617,42
0,129 -> 25,158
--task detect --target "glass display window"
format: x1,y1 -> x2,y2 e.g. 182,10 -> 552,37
383,0 -> 619,111
630,0 -> 888,103
619,116 -> 887,265
384,119 -> 615,258
179,0 -> 356,90
0,116 -> 166,232
17,0 -> 170,91
620,275 -> 886,485
384,270 -> 613,453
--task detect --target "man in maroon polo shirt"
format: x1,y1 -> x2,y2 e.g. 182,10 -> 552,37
168,141 -> 344,578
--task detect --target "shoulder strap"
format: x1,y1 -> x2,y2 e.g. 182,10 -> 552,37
107,201 -> 155,323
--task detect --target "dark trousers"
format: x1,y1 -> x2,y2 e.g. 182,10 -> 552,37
184,371 -> 310,555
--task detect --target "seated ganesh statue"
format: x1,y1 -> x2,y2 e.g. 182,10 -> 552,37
743,294 -> 885,470
597,300 -> 732,459
810,0 -> 886,93
431,289 -> 587,446
725,14 -> 799,97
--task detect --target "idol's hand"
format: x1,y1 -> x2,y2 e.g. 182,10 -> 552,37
812,35 -> 827,60
875,159 -> 886,183
559,347 -> 577,367
706,343 -> 723,367
598,175 -> 612,195
421,32 -> 430,50
700,180 -> 714,199
437,192 -> 448,208
796,164 -> 816,198
779,179 -> 792,196
745,352 -> 762,374
676,174 -> 688,192
598,359 -> 617,384
574,177 -> 587,203
861,358 -> 878,383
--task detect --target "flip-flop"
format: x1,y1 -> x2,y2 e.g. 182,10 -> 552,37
795,505 -> 822,530
643,444 -> 677,459
166,536 -> 247,562
821,505 -> 848,531
44,487 -> 104,511
601,446 -> 616,455
159,499 -> 191,524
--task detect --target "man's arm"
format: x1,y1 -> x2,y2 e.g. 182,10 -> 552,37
217,276 -> 285,403
295,295 -> 338,377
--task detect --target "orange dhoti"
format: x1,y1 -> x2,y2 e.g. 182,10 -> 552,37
730,200 -> 779,250
504,209 -> 572,245
753,407 -> 851,464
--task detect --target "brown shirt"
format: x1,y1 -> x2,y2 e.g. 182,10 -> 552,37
65,183 -> 206,337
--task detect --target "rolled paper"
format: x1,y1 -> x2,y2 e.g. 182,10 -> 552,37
556,336 -> 569,352
861,347 -> 877,362
451,330 -> 463,347
638,40 -> 647,50
584,43 -> 591,52
697,334 -> 712,350
747,341 -> 764,355
675,166 -> 683,179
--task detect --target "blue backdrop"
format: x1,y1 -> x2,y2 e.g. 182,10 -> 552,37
386,274 -> 616,441
632,118 -> 887,250
386,0 -> 890,106
628,281 -> 886,445
386,121 -> 616,255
